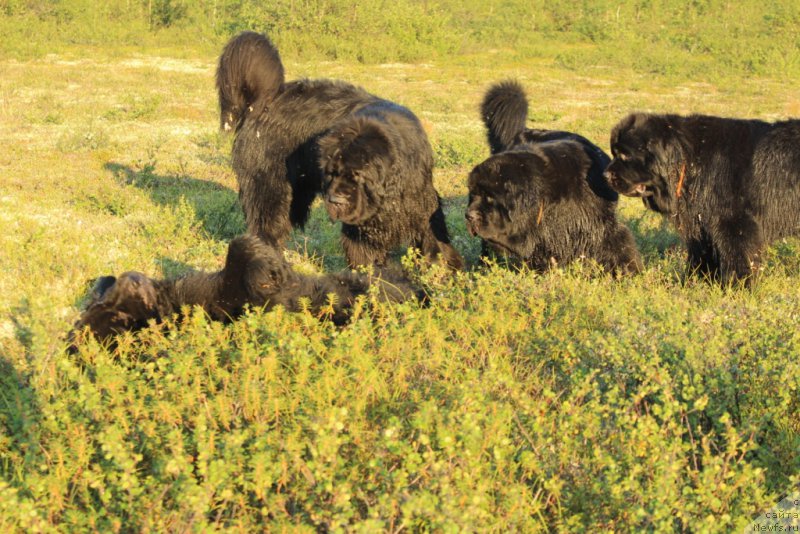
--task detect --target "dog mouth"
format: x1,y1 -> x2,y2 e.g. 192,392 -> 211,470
465,210 -> 484,237
626,183 -> 651,197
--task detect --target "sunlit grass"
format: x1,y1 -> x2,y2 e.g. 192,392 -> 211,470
0,21 -> 799,531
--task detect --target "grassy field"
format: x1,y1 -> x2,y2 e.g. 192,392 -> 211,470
1,4 -> 800,532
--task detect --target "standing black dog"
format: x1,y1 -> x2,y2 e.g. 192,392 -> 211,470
69,235 -> 422,348
217,31 -> 462,269
317,106 -> 463,269
605,113 -> 800,284
465,81 -> 642,275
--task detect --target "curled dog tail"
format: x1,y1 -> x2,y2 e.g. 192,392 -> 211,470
480,80 -> 529,154
216,31 -> 285,132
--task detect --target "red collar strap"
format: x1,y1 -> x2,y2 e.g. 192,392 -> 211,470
675,162 -> 687,198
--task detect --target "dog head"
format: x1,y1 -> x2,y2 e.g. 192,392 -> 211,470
465,141 -> 591,256
69,272 -> 161,348
605,113 -> 685,213
318,118 -> 395,225
235,240 -> 300,306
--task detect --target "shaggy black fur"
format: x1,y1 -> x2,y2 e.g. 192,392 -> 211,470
318,105 -> 463,269
466,141 -> 642,274
605,112 -> 800,284
68,236 -> 257,347
217,32 -> 462,269
216,31 -> 285,132
69,235 -> 421,348
465,81 -> 641,274
241,236 -> 423,325
480,80 -> 617,202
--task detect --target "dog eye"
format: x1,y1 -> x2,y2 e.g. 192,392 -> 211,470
618,153 -> 630,162
485,196 -> 495,205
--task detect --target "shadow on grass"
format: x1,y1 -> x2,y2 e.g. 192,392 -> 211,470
154,256 -> 198,279
625,213 -> 682,261
9,301 -> 35,353
104,162 -> 245,241
293,193 -> 482,272
281,195 -> 477,272
103,162 -> 480,271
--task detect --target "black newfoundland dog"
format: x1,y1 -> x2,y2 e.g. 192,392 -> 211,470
69,235 -> 421,348
605,112 -> 800,284
465,81 -> 642,275
217,31 -> 462,270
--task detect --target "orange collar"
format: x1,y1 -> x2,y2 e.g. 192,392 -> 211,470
536,201 -> 544,225
675,162 -> 687,198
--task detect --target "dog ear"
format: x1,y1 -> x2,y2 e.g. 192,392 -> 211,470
112,272 -> 160,314
496,152 -> 542,207
349,119 -> 395,198
349,119 -> 395,167
317,131 -> 341,169
530,141 -> 593,202
641,116 -> 686,181
318,119 -> 394,201
328,118 -> 396,170
611,113 -> 639,148
89,275 -> 118,301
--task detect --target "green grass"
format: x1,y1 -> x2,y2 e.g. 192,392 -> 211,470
1,4 -> 800,531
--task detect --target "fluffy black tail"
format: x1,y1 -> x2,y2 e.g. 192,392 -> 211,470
216,31 -> 285,132
480,80 -> 529,154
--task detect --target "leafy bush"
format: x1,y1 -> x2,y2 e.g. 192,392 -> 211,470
2,266 -> 798,530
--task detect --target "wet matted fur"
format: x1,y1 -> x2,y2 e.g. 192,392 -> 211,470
480,80 -> 618,202
465,80 -> 641,274
605,112 -> 800,284
68,235 -> 258,348
466,141 -> 642,274
216,32 -> 462,269
69,235 -> 422,349
318,105 -> 463,269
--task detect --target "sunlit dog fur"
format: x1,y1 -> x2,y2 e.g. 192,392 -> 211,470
318,107 -> 463,269
216,32 -> 462,270
465,81 -> 641,275
69,235 -> 422,349
606,112 -> 800,285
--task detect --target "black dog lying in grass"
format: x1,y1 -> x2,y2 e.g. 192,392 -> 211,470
69,236 -> 421,349
465,80 -> 642,275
